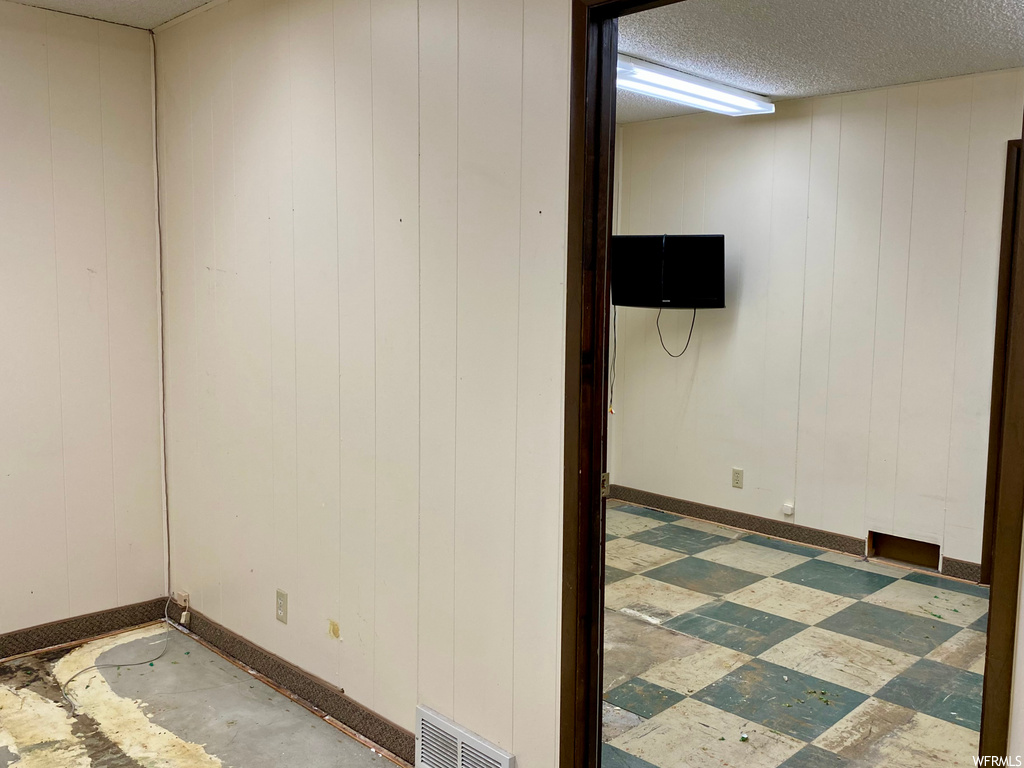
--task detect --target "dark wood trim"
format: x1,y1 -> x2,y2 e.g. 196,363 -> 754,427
983,140 -> 1022,585
613,485 -> 984,581
165,603 -> 415,765
563,0 -> 1024,763
980,139 -> 1024,758
611,485 -> 865,555
0,597 -> 168,660
561,5 -> 617,767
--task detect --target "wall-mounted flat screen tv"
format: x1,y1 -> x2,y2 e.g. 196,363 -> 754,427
611,234 -> 725,309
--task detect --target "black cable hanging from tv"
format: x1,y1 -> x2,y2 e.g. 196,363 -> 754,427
657,307 -> 696,358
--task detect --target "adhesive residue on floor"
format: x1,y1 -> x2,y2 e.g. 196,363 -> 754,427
0,625 -> 388,768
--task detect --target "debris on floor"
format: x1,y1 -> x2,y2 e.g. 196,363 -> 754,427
1,626 -> 392,768
602,501 -> 987,768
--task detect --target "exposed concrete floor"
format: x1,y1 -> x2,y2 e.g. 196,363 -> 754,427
0,625 -> 393,767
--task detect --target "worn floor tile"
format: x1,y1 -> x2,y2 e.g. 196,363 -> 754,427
742,534 -> 825,558
629,524 -> 733,556
814,697 -> 979,767
691,657 -> 869,742
902,571 -> 989,599
604,678 -> 686,719
694,541 -> 810,577
664,601 -> 806,656
606,565 -> 634,585
644,557 -> 765,597
814,551 -> 909,579
725,577 -> 856,624
606,538 -> 684,574
874,658 -> 983,731
611,698 -> 805,768
672,517 -> 743,537
640,644 -> 751,695
610,504 -> 681,525
862,578 -> 989,628
608,509 -> 671,538
925,629 -> 986,674
603,609 -> 713,692
778,744 -> 849,767
759,626 -> 918,695
775,559 -> 897,599
603,702 -> 646,743
605,575 -> 714,623
968,612 -> 988,633
817,602 -> 960,657
602,743 -> 660,768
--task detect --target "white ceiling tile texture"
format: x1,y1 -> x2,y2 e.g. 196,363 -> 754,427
617,0 -> 1024,122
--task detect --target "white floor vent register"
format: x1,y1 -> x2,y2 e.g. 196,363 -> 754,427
416,706 -> 516,768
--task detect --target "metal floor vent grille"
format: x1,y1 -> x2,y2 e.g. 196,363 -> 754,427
416,706 -> 515,768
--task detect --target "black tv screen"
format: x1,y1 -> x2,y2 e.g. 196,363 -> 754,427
611,234 -> 725,309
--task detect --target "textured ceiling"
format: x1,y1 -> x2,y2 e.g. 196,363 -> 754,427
12,0 -> 212,29
617,0 -> 1024,123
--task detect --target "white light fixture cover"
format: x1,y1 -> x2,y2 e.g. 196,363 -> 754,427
617,54 -> 775,117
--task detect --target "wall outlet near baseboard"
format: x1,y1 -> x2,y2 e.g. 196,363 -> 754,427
171,590 -> 190,607
731,468 -> 744,489
276,589 -> 288,624
782,502 -> 794,517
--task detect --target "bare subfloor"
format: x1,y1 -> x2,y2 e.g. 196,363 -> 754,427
602,501 -> 988,768
0,625 -> 393,767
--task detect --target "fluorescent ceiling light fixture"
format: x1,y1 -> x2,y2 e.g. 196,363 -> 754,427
617,55 -> 775,117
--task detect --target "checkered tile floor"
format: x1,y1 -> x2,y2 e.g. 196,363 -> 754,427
602,501 -> 988,768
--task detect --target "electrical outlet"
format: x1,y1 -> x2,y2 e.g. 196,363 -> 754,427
732,468 -> 744,489
171,590 -> 190,607
276,589 -> 288,624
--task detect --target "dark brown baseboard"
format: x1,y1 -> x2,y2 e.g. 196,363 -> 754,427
610,485 -> 865,555
610,485 -> 983,583
0,597 -> 168,660
942,556 -> 984,584
166,602 -> 415,765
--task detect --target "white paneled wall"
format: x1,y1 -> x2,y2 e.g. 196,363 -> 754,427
0,1 -> 164,634
154,0 -> 568,761
610,69 -> 1024,564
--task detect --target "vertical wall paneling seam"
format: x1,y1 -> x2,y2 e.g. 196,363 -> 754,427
756,118 -> 779,495
187,19 -> 202,606
288,0 -> 300,618
509,0 -> 527,746
44,12 -> 74,617
819,97 -> 845,518
791,100 -> 817,503
415,0 -> 422,711
369,0 -> 378,699
331,0 -> 342,694
452,0 -> 460,714
102,21 -> 123,604
863,88 -> 893,533
942,78 -> 978,543
415,0 -> 423,713
150,28 -> 172,597
263,0 -> 278,613
890,88 -> 921,526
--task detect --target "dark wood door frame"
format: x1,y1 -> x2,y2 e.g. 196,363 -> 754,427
560,0 -> 1024,761
980,138 -> 1024,757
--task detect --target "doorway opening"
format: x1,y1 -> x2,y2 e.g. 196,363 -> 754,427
562,1 -> 1024,766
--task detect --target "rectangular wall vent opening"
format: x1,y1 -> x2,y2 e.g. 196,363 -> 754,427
867,530 -> 940,571
417,706 -> 515,768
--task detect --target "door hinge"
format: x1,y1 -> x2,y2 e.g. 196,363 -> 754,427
600,473 -> 610,498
